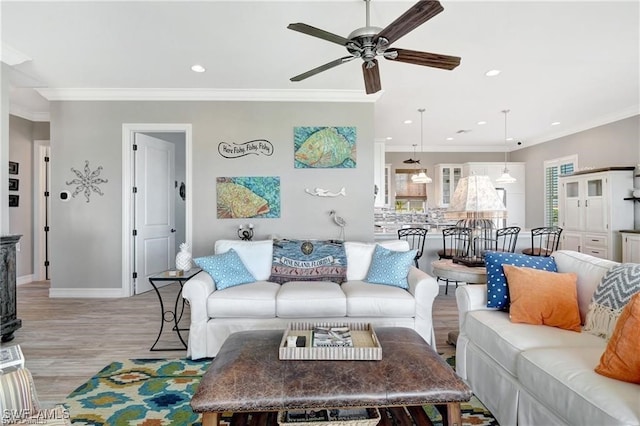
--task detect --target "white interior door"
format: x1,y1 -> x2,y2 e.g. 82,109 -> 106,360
135,133 -> 176,294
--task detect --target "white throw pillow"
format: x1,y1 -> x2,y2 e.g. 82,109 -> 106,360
344,240 -> 409,281
214,239 -> 273,281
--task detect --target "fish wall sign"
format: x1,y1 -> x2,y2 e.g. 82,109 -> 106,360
216,176 -> 280,219
294,127 -> 356,169
218,140 -> 273,159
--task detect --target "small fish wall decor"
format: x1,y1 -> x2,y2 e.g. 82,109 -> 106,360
216,176 -> 280,219
294,127 -> 356,169
218,139 -> 274,159
65,160 -> 108,203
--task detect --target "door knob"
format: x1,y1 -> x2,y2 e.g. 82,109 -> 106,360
170,229 -> 176,233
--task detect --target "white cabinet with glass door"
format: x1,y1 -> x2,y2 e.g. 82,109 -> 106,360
434,164 -> 462,207
559,168 -> 634,261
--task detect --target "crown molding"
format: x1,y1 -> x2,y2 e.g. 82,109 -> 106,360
35,88 -> 381,103
1,44 -> 31,66
9,103 -> 50,122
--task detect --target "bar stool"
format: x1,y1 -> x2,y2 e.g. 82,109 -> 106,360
397,227 -> 428,268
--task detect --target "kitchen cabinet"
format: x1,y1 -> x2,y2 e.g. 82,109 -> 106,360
434,164 -> 462,207
621,232 -> 640,263
559,168 -> 634,261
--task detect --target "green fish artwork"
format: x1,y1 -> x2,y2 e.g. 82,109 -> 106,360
294,127 -> 356,168
216,177 -> 280,219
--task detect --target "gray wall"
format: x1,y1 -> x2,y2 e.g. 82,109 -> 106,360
8,115 -> 50,278
511,115 -> 640,227
49,101 -> 374,290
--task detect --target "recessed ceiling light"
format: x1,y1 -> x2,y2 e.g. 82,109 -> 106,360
551,121 -> 561,126
403,120 -> 413,124
191,64 -> 206,73
386,137 -> 393,140
477,121 -> 487,125
485,69 -> 501,77
506,137 -> 514,141
446,137 -> 454,141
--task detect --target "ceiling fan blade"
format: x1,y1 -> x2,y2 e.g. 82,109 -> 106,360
362,59 -> 382,94
290,56 -> 355,82
386,48 -> 461,70
375,0 -> 444,46
287,23 -> 350,46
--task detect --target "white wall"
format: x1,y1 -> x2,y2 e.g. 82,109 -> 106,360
49,100 -> 374,291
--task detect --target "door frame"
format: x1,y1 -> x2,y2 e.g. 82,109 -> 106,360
122,123 -> 193,297
33,140 -> 50,282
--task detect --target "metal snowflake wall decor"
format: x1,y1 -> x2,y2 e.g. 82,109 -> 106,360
66,160 -> 108,203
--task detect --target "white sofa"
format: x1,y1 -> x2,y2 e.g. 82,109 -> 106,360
182,239 -> 440,359
456,250 -> 640,426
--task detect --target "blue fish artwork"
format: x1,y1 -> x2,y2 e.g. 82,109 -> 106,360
294,127 -> 357,168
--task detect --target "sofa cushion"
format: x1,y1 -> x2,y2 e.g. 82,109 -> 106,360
214,239 -> 274,281
518,346 -> 640,426
595,292 -> 640,384
344,240 -> 410,281
276,281 -> 346,318
365,244 -> 416,289
342,280 -> 415,317
269,239 -> 347,284
503,265 -> 581,332
194,249 -> 255,291
552,250 -> 619,323
207,281 -> 280,318
464,310 -> 605,377
484,251 -> 558,310
584,263 -> 640,340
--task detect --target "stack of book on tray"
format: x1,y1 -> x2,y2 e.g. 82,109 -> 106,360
312,326 -> 353,347
282,408 -> 372,423
0,344 -> 24,373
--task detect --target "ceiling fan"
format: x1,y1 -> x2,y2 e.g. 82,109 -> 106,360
287,0 -> 461,94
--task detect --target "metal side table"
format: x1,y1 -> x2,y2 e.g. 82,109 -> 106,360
148,268 -> 202,351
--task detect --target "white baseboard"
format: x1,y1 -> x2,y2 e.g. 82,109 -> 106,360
49,287 -> 128,298
17,275 -> 34,285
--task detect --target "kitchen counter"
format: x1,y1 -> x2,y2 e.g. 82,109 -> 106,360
620,229 -> 640,234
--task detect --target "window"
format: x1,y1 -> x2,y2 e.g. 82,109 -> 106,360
544,155 -> 577,226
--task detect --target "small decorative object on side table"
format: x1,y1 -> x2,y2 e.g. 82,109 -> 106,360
148,268 -> 201,351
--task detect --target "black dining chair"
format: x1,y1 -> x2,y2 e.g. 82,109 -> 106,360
437,227 -> 473,294
522,226 -> 562,257
495,226 -> 521,253
397,227 -> 428,268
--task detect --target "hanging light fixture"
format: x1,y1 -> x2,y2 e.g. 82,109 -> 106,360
496,109 -> 516,184
411,108 -> 432,184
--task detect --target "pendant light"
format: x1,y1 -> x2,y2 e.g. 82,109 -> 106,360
496,109 -> 516,184
411,108 -> 432,184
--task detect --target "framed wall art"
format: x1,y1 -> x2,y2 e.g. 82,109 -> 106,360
9,195 -> 19,207
9,178 -> 19,191
294,127 -> 356,169
8,162 -> 19,175
216,176 -> 280,219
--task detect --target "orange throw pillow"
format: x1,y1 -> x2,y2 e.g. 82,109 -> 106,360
503,264 -> 581,332
595,292 -> 640,384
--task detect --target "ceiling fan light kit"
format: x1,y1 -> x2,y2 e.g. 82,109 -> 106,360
496,109 -> 517,184
287,0 -> 461,94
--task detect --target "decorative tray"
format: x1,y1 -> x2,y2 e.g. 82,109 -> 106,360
279,322 -> 381,361
452,256 -> 485,267
278,408 -> 380,426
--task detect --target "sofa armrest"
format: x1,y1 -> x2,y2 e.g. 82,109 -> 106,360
182,271 -> 215,324
407,266 -> 440,347
455,284 -> 498,330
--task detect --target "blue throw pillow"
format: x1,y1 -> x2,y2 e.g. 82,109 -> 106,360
485,251 -> 558,309
194,248 -> 255,290
365,244 -> 417,289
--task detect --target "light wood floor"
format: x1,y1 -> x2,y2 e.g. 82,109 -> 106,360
8,280 -> 459,406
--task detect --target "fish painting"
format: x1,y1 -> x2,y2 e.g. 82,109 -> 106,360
294,127 -> 356,168
216,177 -> 280,219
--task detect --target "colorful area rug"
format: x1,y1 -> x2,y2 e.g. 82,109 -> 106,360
64,358 -> 498,425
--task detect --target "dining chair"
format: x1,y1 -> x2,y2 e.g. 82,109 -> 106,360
437,227 -> 473,294
522,226 -> 562,257
495,226 -> 521,253
397,227 -> 428,268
